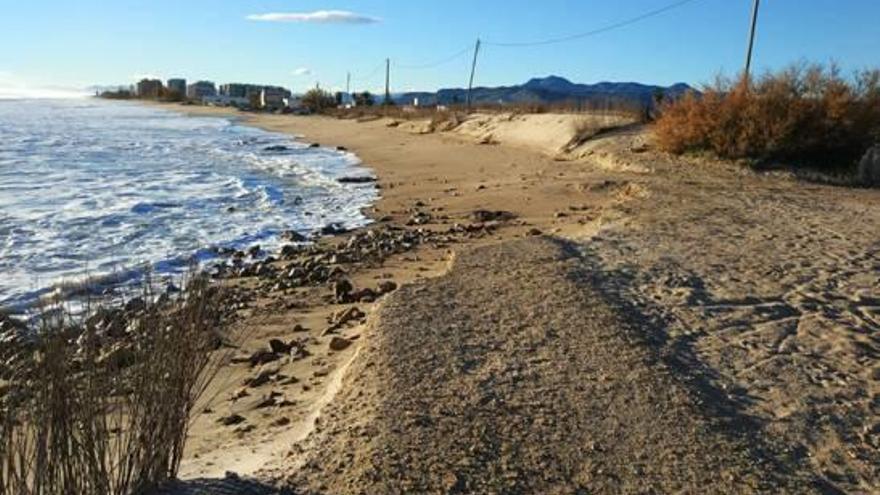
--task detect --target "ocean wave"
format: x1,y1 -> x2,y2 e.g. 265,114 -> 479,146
0,99 -> 377,312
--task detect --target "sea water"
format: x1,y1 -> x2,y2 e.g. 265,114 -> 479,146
0,98 -> 376,311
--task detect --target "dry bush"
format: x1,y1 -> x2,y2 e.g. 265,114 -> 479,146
0,276 -> 228,495
655,64 -> 880,170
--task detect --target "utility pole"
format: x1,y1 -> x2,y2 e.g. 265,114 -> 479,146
744,0 -> 760,83
466,38 -> 482,112
384,58 -> 391,105
346,72 -> 351,95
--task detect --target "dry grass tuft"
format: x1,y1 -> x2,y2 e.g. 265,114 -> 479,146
0,275 -> 229,495
654,64 -> 880,171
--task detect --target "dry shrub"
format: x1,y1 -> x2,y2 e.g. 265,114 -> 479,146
0,276 -> 228,495
655,64 -> 880,170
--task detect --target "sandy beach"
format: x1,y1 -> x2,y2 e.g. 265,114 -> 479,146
155,105 -> 880,493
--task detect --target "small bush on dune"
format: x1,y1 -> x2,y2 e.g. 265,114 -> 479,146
0,276 -> 228,495
655,64 -> 880,171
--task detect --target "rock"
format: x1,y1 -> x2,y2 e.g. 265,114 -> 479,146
292,324 -> 309,333
337,176 -> 377,184
281,230 -> 308,242
858,145 -> 880,186
248,349 -> 280,367
246,362 -> 283,388
527,228 -> 543,236
378,281 -> 398,294
334,279 -> 354,303
247,245 -> 261,257
407,211 -> 433,225
250,394 -> 279,410
336,146 -> 348,151
218,414 -> 246,426
351,288 -> 377,303
333,307 -> 365,326
264,145 -> 290,152
124,297 -> 146,313
320,223 -> 349,236
471,210 -> 516,222
268,338 -> 291,354
271,417 -> 291,427
309,143 -> 320,148
329,336 -> 352,351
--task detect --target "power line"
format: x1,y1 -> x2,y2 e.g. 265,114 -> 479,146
484,0 -> 701,48
397,45 -> 473,70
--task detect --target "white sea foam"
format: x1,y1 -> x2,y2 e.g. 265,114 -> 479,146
0,99 -> 377,311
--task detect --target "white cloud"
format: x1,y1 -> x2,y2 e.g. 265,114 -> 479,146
292,67 -> 312,76
246,10 -> 381,24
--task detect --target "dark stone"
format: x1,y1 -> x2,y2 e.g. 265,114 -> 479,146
329,336 -> 352,351
337,176 -> 377,184
320,223 -> 349,236
218,414 -> 246,426
378,281 -> 398,294
334,279 -> 354,303
471,210 -> 516,222
280,230 -> 308,242
248,349 -> 280,367
264,145 -> 290,152
268,338 -> 291,354
351,288 -> 377,303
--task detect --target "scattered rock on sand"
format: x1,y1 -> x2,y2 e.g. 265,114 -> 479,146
321,223 -> 349,236
218,414 -> 246,426
329,336 -> 352,351
268,338 -> 292,355
281,230 -> 308,242
471,210 -> 516,222
246,362 -> 283,388
248,349 -> 280,367
378,281 -> 398,294
334,279 -> 354,303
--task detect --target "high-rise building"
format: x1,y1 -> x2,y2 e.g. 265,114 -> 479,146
166,78 -> 187,97
136,79 -> 163,99
186,81 -> 217,100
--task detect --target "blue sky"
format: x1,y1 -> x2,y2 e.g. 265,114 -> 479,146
1,0 -> 878,96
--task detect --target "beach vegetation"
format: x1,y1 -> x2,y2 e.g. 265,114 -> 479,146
654,63 -> 880,172
302,88 -> 338,113
0,276 -> 229,495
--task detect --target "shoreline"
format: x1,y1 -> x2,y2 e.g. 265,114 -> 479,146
168,103 -> 879,492
152,102 -> 634,480
8,99 -> 878,491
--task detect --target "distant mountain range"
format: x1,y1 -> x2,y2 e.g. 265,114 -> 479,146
394,76 -> 695,107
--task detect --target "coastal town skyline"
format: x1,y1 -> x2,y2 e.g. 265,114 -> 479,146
2,0 -> 879,98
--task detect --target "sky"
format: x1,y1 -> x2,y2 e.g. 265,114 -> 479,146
1,0 -> 878,96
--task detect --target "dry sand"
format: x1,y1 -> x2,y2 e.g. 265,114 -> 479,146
158,104 -> 879,493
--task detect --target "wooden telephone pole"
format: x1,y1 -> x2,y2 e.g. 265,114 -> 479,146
466,38 -> 482,112
744,0 -> 761,82
384,58 -> 391,105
